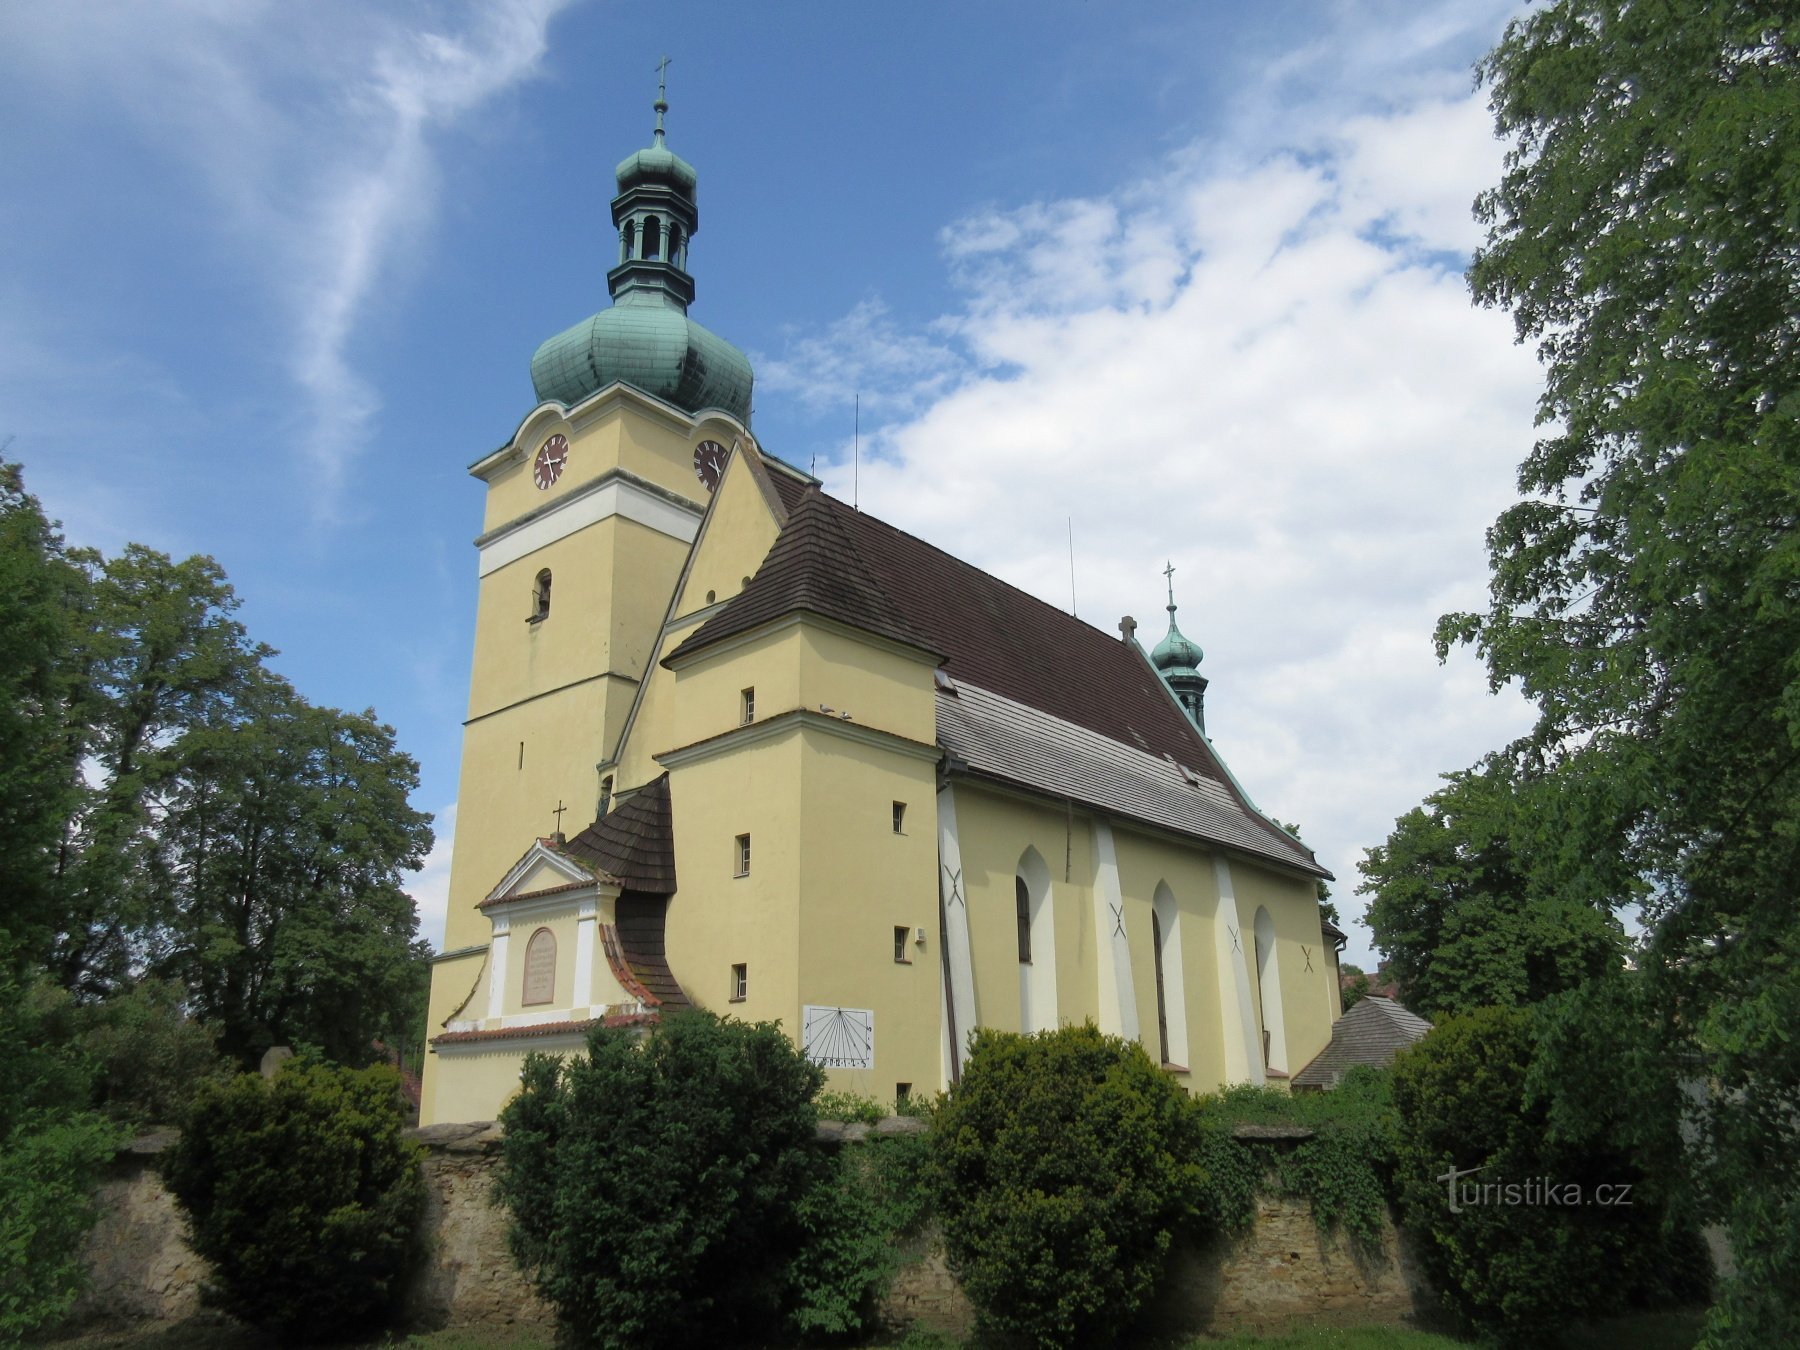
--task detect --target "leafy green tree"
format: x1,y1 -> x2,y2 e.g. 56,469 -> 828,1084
77,977 -> 230,1128
1453,3 -> 1800,1336
0,464 -> 88,977
0,469 -> 432,1064
162,1059 -> 424,1343
1391,1004 -> 1705,1345
51,546 -> 269,999
149,671 -> 432,1066
930,1024 -> 1203,1349
1360,761 -> 1620,1018
497,1010 -> 830,1350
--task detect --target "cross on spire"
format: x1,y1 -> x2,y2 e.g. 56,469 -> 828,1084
653,55 -> 671,144
551,800 -> 567,833
1164,559 -> 1177,610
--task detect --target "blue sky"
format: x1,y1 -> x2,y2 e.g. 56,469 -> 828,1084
2,0 -> 1540,967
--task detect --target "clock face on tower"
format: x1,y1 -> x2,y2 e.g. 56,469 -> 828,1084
693,439 -> 730,491
533,434 -> 569,490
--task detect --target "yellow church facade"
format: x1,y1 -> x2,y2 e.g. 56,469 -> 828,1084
418,102 -> 1341,1127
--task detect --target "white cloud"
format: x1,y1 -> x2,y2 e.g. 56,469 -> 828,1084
780,25 -> 1538,967
405,801 -> 457,952
0,0 -> 573,517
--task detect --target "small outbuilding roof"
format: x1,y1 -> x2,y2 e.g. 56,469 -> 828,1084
1291,996 -> 1433,1090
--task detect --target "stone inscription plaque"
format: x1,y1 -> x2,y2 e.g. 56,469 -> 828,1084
522,928 -> 557,1006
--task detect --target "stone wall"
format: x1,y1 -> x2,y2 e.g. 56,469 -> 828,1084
71,1123 -> 1431,1339
71,1123 -> 552,1335
877,1196 -> 1431,1340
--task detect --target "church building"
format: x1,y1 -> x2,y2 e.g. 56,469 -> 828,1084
419,93 -> 1342,1126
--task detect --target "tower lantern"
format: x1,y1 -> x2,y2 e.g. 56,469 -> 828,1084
1150,562 -> 1208,734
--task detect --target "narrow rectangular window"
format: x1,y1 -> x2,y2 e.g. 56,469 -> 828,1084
896,1083 -> 912,1108
730,963 -> 748,1002
734,833 -> 751,877
741,687 -> 755,725
894,926 -> 911,963
892,801 -> 906,833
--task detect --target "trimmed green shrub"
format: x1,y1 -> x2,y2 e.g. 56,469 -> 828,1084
1392,1005 -> 1704,1345
497,1010 -> 834,1349
162,1059 -> 424,1342
930,1024 -> 1204,1349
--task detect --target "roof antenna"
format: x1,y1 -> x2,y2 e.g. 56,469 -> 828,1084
853,391 -> 860,511
653,56 -> 671,145
1068,516 -> 1078,617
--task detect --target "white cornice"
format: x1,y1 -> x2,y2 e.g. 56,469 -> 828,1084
476,471 -> 703,576
655,706 -> 940,771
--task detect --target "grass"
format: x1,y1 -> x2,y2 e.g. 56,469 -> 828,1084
1186,1330 -> 1469,1349
40,1309 -> 1708,1350
37,1319 -> 556,1350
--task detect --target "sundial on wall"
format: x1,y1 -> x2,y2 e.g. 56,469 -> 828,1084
801,1005 -> 874,1070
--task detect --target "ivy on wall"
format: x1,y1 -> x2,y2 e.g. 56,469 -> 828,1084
1193,1068 -> 1400,1247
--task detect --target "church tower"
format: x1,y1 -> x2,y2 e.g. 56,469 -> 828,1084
423,81 -> 755,1106
1151,563 -> 1208,734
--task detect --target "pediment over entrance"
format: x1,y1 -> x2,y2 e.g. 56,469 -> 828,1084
481,838 -> 609,910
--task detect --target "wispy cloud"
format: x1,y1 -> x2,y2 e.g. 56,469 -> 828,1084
758,298 -> 966,419
0,0 -> 574,517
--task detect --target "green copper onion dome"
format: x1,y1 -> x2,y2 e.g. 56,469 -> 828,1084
1151,563 -> 1209,733
529,74 -> 753,424
1150,616 -> 1204,675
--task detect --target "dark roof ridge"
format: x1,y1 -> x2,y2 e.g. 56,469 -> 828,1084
818,488 -> 1130,649
665,487 -> 939,664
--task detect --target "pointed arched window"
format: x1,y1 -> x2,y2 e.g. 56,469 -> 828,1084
1015,849 -> 1057,1033
1253,907 -> 1287,1074
1152,910 -> 1170,1065
1151,883 -> 1189,1069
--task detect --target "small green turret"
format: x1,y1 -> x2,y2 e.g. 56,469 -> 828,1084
529,61 -> 753,424
1150,562 -> 1208,733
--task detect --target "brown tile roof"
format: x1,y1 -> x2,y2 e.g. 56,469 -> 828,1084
663,484 -> 1319,872
1291,996 -> 1433,1089
670,486 -> 1221,778
479,879 -> 597,910
666,490 -> 938,663
612,895 -> 691,1010
763,456 -> 816,516
430,1010 -> 660,1047
561,774 -> 677,894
